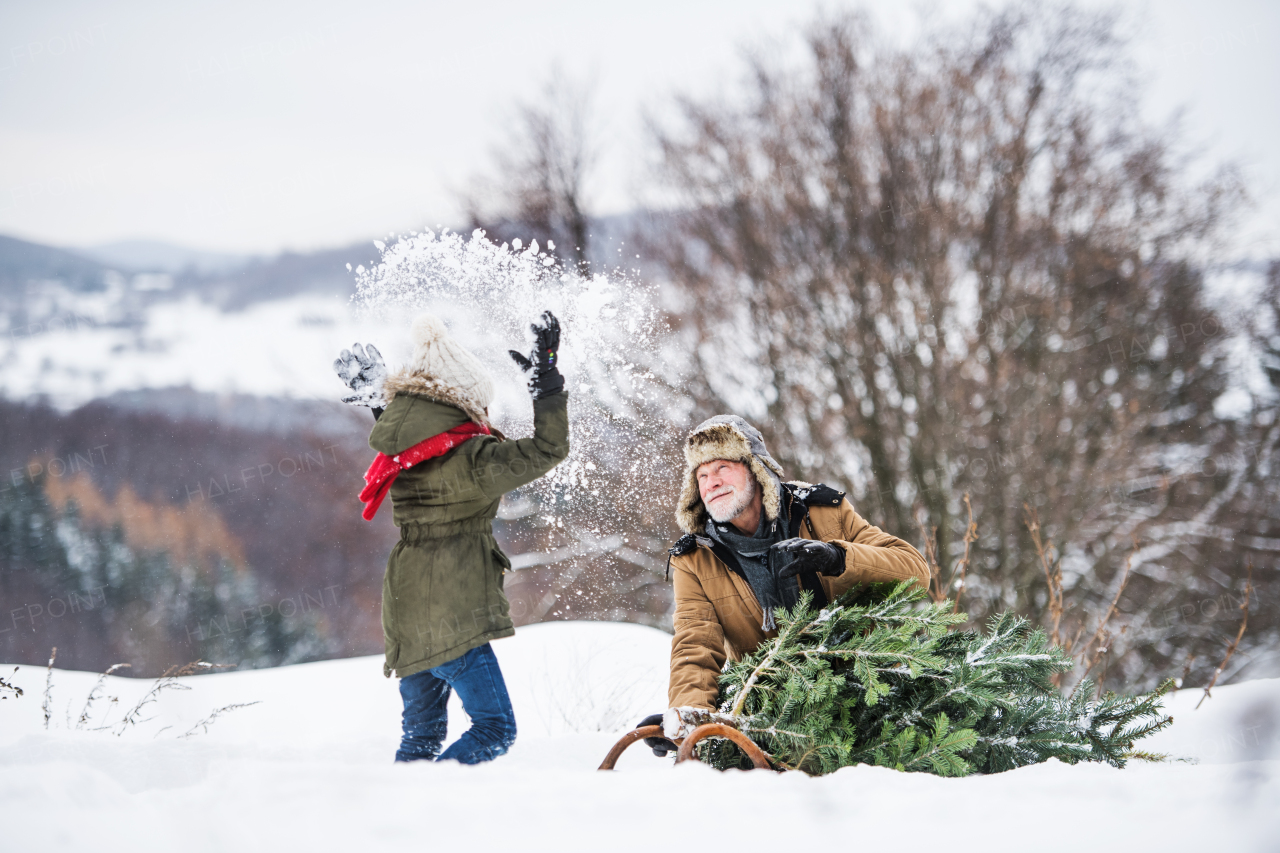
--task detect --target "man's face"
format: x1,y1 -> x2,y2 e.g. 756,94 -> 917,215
696,459 -> 755,523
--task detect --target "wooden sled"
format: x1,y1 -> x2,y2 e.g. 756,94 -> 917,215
597,723 -> 771,771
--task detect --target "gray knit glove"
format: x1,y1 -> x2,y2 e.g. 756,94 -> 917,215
333,343 -> 388,407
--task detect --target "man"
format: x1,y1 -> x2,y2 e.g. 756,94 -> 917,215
334,311 -> 569,764
642,415 -> 929,748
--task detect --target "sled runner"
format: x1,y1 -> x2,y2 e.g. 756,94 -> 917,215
597,723 -> 771,770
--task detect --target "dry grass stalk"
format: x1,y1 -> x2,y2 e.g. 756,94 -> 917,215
952,494 -> 978,615
1177,654 -> 1197,693
77,663 -> 131,729
181,701 -> 263,738
1023,506 -> 1064,646
41,647 -> 56,730
113,661 -> 233,735
1197,561 -> 1253,710
1024,512 -> 1137,692
917,493 -> 977,615
914,511 -> 945,604
15,654 -> 254,738
1076,546 -> 1136,686
0,666 -> 22,700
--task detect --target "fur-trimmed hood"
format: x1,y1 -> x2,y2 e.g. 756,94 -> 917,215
675,415 -> 786,534
384,313 -> 495,426
383,370 -> 492,427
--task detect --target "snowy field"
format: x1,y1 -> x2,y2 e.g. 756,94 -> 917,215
2,620 -> 1278,853
1,292 -> 397,409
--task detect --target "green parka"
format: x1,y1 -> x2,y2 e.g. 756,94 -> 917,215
368,390 -> 570,678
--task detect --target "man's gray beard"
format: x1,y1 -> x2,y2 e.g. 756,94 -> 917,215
706,476 -> 756,523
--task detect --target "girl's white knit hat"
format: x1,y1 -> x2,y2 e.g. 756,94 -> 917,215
382,313 -> 495,425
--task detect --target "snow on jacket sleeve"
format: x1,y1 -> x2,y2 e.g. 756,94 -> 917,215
472,390 -> 570,498
668,557 -> 727,711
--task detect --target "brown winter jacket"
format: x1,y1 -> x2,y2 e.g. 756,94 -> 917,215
668,488 -> 930,710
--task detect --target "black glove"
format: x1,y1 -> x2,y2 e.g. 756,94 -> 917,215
636,712 -> 677,757
770,538 -> 845,579
333,343 -> 388,408
508,310 -> 564,400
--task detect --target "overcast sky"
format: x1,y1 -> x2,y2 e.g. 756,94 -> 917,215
1,0 -> 1276,257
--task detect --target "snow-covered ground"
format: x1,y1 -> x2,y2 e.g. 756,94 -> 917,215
1,620 -> 1277,852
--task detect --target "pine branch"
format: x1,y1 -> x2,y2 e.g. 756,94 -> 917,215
730,629 -> 791,717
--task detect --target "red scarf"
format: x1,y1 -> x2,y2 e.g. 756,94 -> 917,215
360,422 -> 490,520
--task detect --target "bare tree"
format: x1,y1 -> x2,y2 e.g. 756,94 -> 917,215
648,4 -> 1263,689
465,66 -> 597,268
455,68 -> 690,631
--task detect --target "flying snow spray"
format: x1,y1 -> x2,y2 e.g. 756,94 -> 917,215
350,228 -> 677,541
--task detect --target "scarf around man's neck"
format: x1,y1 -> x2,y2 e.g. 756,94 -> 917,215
706,495 -> 796,631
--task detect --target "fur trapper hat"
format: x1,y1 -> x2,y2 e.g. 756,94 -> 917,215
675,415 -> 786,534
382,313 -> 495,426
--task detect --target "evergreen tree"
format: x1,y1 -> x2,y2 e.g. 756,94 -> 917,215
701,583 -> 1172,776
0,477 -> 72,577
1,477 -> 324,672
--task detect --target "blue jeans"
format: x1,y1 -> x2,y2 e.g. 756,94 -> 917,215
395,643 -> 517,764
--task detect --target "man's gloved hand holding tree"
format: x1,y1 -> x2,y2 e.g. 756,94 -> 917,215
770,537 -> 846,579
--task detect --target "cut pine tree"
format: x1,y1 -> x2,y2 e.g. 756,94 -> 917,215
702,582 -> 1172,776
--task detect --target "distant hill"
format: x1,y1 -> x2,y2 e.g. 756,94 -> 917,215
179,242 -> 380,310
0,233 -> 112,295
0,231 -> 384,311
79,240 -> 255,276
2,218 -> 656,313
